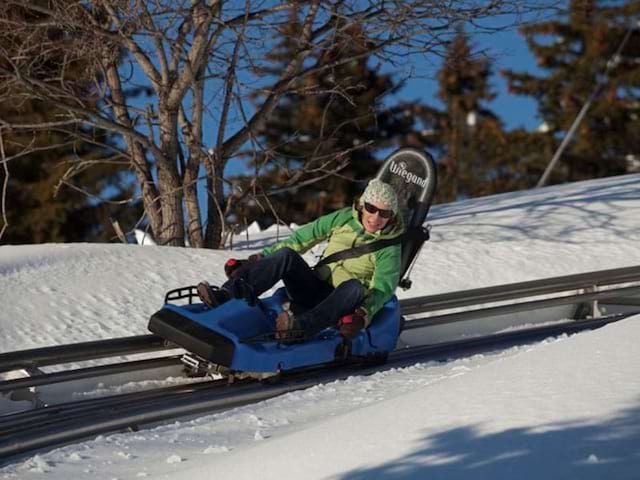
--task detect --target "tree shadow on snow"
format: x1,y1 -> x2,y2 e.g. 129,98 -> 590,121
337,402 -> 640,480
228,176 -> 640,249
430,176 -> 640,243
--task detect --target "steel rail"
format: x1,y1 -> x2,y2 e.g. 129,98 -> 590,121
2,314 -> 617,437
11,285 -> 629,429
2,265 -> 639,376
0,375 -> 225,434
404,285 -> 640,329
0,356 -> 183,394
399,264 -> 640,315
607,297 -> 640,307
0,266 -> 638,447
0,312 -> 634,464
0,334 -> 167,373
0,377 -> 230,436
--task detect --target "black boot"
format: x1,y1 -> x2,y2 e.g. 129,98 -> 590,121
196,281 -> 231,308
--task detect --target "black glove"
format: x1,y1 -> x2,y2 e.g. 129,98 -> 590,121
338,307 -> 367,339
224,253 -> 263,279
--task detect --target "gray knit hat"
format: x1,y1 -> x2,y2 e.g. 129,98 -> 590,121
360,179 -> 398,214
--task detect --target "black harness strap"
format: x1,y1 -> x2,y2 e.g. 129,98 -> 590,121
314,227 -> 429,268
315,237 -> 401,268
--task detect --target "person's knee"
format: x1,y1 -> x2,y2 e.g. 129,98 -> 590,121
342,279 -> 366,302
274,247 -> 297,259
272,247 -> 302,268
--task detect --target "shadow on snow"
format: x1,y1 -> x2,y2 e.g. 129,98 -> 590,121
337,402 -> 640,480
430,175 -> 640,243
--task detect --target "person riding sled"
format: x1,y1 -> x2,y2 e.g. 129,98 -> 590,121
196,178 -> 404,341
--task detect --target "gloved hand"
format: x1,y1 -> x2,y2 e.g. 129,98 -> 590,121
224,253 -> 263,279
338,307 -> 368,339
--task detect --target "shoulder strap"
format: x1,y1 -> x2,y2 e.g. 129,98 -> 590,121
315,233 -> 405,268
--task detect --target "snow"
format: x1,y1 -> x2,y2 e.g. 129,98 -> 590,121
1,174 -> 640,478
134,229 -> 156,246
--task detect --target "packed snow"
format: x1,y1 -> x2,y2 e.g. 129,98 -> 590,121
1,174 -> 640,478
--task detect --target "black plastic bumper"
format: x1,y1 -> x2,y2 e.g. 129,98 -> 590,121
148,308 -> 235,366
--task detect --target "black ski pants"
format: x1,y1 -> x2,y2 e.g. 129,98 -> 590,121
222,247 -> 366,334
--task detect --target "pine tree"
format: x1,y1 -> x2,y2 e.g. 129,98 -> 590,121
1,104 -> 142,244
230,13 -> 416,228
503,0 -> 640,184
0,1 -> 142,244
414,27 -> 512,202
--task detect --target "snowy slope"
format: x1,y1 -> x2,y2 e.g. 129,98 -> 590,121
1,174 -> 640,478
172,319 -> 640,480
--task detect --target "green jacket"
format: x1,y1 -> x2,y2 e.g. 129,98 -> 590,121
262,205 -> 405,324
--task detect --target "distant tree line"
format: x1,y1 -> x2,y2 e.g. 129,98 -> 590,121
0,0 -> 638,244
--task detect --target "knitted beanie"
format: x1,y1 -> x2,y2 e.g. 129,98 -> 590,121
359,179 -> 398,214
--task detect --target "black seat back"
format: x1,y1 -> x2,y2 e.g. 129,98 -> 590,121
375,148 -> 437,284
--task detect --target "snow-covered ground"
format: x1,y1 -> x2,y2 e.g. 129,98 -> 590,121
1,174 -> 640,478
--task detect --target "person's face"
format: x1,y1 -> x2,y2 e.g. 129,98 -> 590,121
361,201 -> 393,233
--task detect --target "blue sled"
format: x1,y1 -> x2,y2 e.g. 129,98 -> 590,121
148,148 -> 438,374
148,287 -> 400,373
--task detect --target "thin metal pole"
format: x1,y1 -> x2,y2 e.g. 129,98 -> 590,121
537,25 -> 635,188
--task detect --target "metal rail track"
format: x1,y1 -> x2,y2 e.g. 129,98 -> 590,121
2,265 -> 638,378
1,265 -> 639,463
0,334 -> 167,373
400,264 -> 640,315
0,356 -> 183,394
0,376 -> 221,435
0,312 -> 634,463
405,284 -> 640,328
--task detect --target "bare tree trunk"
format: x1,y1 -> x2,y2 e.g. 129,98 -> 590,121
204,154 -> 226,249
181,76 -> 206,248
156,110 -> 185,246
183,155 -> 204,248
104,63 -> 164,235
0,129 -> 8,239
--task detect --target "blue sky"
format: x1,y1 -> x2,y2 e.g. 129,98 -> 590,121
219,19 -> 548,179
211,23 -> 550,195
388,19 -> 548,133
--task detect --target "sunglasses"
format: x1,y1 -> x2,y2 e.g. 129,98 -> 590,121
363,202 -> 393,218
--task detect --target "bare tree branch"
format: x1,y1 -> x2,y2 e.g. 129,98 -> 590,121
221,0 -> 322,157
101,1 -> 163,90
0,129 -> 8,240
0,0 -> 543,247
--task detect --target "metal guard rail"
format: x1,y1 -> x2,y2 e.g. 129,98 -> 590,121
0,334 -> 166,373
399,264 -> 640,315
0,312 -> 633,463
1,265 -> 639,373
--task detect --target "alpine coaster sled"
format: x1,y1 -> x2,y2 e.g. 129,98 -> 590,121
148,148 -> 437,375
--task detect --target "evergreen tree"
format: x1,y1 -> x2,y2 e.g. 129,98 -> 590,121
414,27 -> 513,202
230,13 -> 416,227
0,1 -> 142,244
0,111 -> 141,244
503,0 -> 640,184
